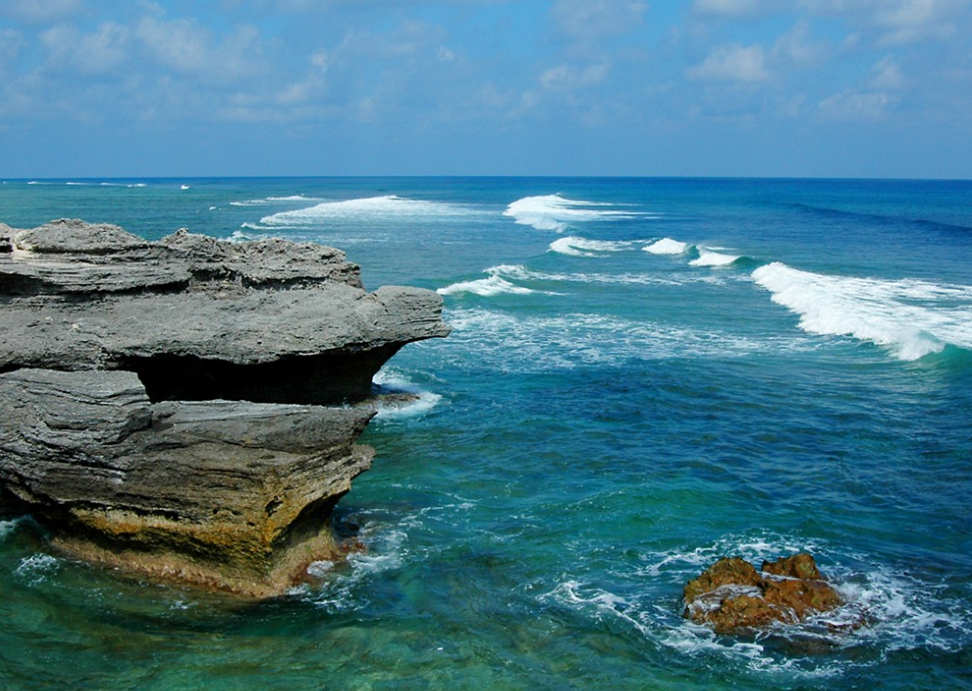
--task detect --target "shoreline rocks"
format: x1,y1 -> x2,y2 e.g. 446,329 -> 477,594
0,219 -> 449,596
683,553 -> 844,634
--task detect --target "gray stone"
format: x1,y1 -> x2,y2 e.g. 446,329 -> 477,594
0,219 -> 449,596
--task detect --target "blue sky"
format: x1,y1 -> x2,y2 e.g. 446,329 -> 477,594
1,0 -> 970,178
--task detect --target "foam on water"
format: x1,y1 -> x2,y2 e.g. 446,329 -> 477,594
545,531 -> 972,681
371,368 -> 442,421
259,195 -> 480,228
439,307 -> 792,371
752,262 -> 972,360
230,195 -> 322,207
504,194 -> 654,232
0,516 -> 26,539
294,517 -> 410,613
644,238 -> 691,255
14,553 -> 60,586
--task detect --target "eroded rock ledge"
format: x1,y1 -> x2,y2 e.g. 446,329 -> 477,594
0,219 -> 450,596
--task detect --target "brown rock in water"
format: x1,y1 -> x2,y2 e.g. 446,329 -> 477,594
683,553 -> 843,634
0,219 -> 450,597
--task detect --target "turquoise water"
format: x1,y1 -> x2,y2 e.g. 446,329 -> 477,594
2,177 -> 971,690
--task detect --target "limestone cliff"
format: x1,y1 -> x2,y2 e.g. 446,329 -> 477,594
0,219 -> 449,596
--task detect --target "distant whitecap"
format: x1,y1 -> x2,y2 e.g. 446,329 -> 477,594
504,194 -> 655,232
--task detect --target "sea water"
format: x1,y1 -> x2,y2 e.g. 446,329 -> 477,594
1,177 -> 971,690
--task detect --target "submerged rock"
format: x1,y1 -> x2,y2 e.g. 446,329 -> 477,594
0,219 -> 449,596
683,553 -> 843,634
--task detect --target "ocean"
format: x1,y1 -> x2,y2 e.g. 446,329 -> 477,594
1,176 -> 971,690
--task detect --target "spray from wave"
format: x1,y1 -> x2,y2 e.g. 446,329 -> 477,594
752,262 -> 972,360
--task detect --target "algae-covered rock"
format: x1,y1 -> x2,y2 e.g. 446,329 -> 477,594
683,553 -> 843,634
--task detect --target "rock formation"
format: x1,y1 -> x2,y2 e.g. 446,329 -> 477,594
0,219 -> 449,596
683,553 -> 844,633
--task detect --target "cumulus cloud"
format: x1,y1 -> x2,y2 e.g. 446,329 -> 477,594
688,44 -> 770,81
551,0 -> 649,41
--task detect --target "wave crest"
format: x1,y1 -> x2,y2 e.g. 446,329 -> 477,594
504,194 -> 654,232
259,195 -> 479,228
752,262 -> 972,360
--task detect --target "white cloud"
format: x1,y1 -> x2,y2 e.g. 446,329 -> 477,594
135,17 -> 265,81
540,61 -> 610,90
818,87 -> 897,119
799,0 -> 968,45
0,0 -> 83,24
276,48 -> 328,106
692,0 -> 764,17
0,29 -> 25,77
771,20 -> 829,66
688,44 -> 770,82
42,22 -> 131,75
552,0 -> 648,41
868,55 -> 905,89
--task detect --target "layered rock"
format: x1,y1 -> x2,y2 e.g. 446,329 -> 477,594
0,219 -> 449,596
683,553 -> 843,633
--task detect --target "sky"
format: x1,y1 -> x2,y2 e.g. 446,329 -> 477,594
1,0 -> 970,178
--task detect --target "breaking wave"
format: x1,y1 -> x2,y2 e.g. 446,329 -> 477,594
752,262 -> 972,360
371,369 -> 442,421
549,237 -> 639,257
690,248 -> 743,267
504,194 -> 656,232
437,265 -> 543,297
258,195 -> 480,228
644,238 -> 691,255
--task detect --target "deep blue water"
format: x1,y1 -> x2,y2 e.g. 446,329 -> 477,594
2,177 -> 971,690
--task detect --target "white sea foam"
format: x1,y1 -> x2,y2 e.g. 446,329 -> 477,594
230,195 -> 322,207
504,194 -> 654,232
598,532 -> 972,677
644,238 -> 690,255
690,248 -> 741,267
752,262 -> 972,360
14,553 -> 60,585
437,265 -> 540,297
549,237 -> 636,257
295,518 -> 409,612
1,516 -> 26,539
439,307 -> 781,371
371,369 -> 442,420
259,195 -> 478,228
